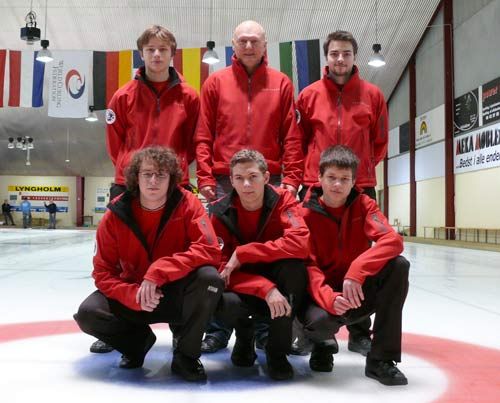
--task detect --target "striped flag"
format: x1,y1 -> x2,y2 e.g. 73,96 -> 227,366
172,47 -> 209,93
92,50 -> 142,110
0,50 -> 5,107
47,50 -> 91,118
266,42 -> 293,82
8,50 -> 45,107
295,39 -> 322,92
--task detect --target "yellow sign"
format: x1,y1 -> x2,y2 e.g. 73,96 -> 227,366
8,185 -> 69,192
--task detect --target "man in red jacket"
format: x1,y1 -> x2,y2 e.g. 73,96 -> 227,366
299,145 -> 409,386
210,149 -> 309,380
296,30 -> 389,355
196,19 -> 304,353
74,147 -> 223,382
106,25 -> 199,200
95,25 -> 200,355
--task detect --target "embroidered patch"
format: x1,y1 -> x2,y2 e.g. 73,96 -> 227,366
207,285 -> 219,293
217,236 -> 224,250
105,109 -> 116,124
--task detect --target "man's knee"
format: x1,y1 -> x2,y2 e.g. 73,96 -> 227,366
192,266 -> 224,296
389,256 -> 410,280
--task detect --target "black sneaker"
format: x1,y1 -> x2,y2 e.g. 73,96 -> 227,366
365,355 -> 408,386
200,335 -> 227,353
90,339 -> 114,354
309,341 -> 337,372
231,337 -> 257,367
348,335 -> 372,356
171,352 -> 207,382
266,351 -> 294,381
119,332 -> 156,369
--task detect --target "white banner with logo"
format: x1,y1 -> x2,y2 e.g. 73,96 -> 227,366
48,51 -> 91,118
415,104 -> 445,149
454,121 -> 500,173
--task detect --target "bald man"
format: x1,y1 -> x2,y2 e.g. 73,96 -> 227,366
195,20 -> 304,353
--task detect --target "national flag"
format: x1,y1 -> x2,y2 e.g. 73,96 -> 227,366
0,49 -> 6,107
8,50 -> 45,107
266,42 -> 293,82
172,47 -> 209,94
92,51 -> 119,110
295,39 -> 322,92
47,50 -> 91,118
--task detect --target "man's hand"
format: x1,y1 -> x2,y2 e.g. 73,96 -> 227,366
220,251 -> 241,287
200,186 -> 216,202
136,279 -> 163,312
265,288 -> 292,319
280,183 -> 297,197
342,279 -> 364,309
333,295 -> 355,315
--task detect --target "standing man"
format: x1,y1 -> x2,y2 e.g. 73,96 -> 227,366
20,197 -> 32,229
2,199 -> 15,226
300,145 -> 409,385
44,198 -> 57,229
106,25 -> 200,200
74,147 -> 223,382
195,19 -> 303,201
296,30 -> 389,355
211,149 -> 309,380
195,20 -> 304,352
96,25 -> 200,354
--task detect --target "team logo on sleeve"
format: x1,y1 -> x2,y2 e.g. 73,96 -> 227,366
217,236 -> 225,250
295,109 -> 301,124
105,109 -> 116,124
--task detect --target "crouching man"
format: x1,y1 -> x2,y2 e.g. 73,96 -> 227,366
299,145 -> 409,386
74,146 -> 223,382
210,149 -> 309,380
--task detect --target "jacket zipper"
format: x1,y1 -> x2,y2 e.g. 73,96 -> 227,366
336,92 -> 342,144
247,77 -> 252,142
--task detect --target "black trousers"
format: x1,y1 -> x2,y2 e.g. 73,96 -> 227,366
74,266 -> 223,360
216,258 -> 307,356
299,256 -> 409,361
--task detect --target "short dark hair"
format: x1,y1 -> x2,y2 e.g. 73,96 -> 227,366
137,25 -> 177,55
125,146 -> 182,197
230,149 -> 268,175
319,145 -> 360,177
323,30 -> 358,57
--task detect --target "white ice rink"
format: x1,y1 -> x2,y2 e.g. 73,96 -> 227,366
1,228 -> 499,403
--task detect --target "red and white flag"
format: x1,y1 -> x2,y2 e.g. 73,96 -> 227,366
8,50 -> 45,107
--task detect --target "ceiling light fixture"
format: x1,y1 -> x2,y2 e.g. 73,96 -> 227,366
368,0 -> 386,68
202,0 -> 220,65
36,0 -> 53,63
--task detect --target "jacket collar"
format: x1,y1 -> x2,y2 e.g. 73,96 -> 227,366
322,64 -> 360,93
135,66 -> 182,91
231,54 -> 268,79
303,183 -> 361,219
108,186 -> 184,260
209,184 -> 280,244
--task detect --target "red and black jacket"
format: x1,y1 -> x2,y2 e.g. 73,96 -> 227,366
93,186 -> 221,311
210,185 -> 309,299
300,184 -> 403,315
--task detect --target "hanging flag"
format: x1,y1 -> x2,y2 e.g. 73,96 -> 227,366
132,50 -> 143,79
0,50 -> 6,107
8,50 -> 45,108
267,42 -> 293,82
47,50 -> 91,118
295,39 -> 322,92
173,47 -> 209,94
92,51 -> 118,110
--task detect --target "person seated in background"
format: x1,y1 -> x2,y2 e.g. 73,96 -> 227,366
299,145 -> 410,386
74,146 -> 223,382
210,149 -> 309,380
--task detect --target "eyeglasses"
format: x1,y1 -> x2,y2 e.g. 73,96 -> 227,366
235,39 -> 263,48
139,171 -> 169,181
